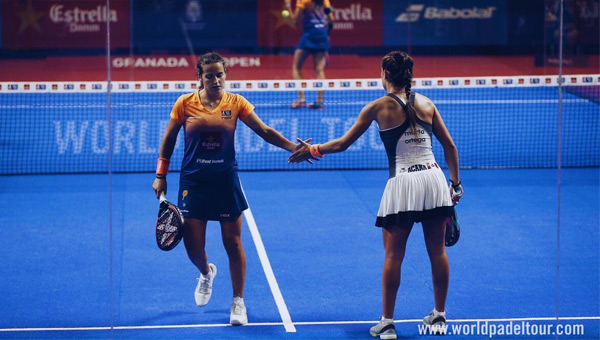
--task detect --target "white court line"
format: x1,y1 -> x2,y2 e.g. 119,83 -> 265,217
242,199 -> 296,332
1,316 -> 598,332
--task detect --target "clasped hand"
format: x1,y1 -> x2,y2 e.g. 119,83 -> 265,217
290,138 -> 320,164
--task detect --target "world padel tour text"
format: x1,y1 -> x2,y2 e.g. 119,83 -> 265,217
418,321 -> 586,337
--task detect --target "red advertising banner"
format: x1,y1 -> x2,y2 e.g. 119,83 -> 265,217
1,54 -> 598,81
257,0 -> 301,48
329,0 -> 383,46
1,0 -> 129,49
257,0 -> 382,48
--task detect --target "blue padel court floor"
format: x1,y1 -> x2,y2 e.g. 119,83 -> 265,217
0,168 -> 598,339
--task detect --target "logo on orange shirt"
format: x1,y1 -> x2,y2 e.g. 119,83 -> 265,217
221,110 -> 232,120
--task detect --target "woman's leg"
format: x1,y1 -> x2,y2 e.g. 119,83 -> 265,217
312,51 -> 327,104
183,217 -> 210,275
292,48 -> 310,105
220,215 -> 246,298
381,223 -> 413,319
422,216 -> 449,312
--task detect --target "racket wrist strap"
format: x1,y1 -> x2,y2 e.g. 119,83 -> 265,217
310,144 -> 324,158
156,157 -> 170,177
450,179 -> 461,188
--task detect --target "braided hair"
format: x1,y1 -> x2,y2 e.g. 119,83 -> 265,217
381,51 -> 418,137
196,52 -> 227,89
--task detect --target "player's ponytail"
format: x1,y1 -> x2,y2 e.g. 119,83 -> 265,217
404,83 -> 419,138
382,51 -> 418,137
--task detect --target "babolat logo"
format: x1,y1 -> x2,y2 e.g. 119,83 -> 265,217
396,4 -> 497,22
396,4 -> 424,22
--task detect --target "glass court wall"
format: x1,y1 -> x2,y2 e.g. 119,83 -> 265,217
0,0 -> 598,338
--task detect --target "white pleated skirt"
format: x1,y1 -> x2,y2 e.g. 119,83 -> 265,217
376,166 -> 453,228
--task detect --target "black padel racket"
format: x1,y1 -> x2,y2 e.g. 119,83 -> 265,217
156,192 -> 184,251
445,187 -> 462,247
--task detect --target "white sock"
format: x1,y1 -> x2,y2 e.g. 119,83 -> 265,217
382,317 -> 394,323
433,308 -> 446,317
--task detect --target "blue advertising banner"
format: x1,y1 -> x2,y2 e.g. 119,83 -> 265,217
383,0 -> 508,46
1,85 -> 598,175
132,0 -> 257,50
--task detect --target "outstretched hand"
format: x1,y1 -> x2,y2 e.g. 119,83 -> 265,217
289,138 -> 320,163
291,138 -> 315,164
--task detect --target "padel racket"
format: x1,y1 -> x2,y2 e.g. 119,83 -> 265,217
445,187 -> 462,247
156,192 -> 184,251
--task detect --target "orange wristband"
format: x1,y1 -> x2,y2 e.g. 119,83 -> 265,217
156,158 -> 170,176
310,144 -> 323,157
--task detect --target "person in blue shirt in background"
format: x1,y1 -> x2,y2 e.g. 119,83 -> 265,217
285,0 -> 334,109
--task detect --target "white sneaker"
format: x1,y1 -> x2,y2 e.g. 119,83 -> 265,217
369,316 -> 396,339
230,296 -> 248,325
423,309 -> 447,335
195,263 -> 217,306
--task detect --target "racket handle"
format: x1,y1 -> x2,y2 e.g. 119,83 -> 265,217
159,192 -> 167,202
454,187 -> 462,195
